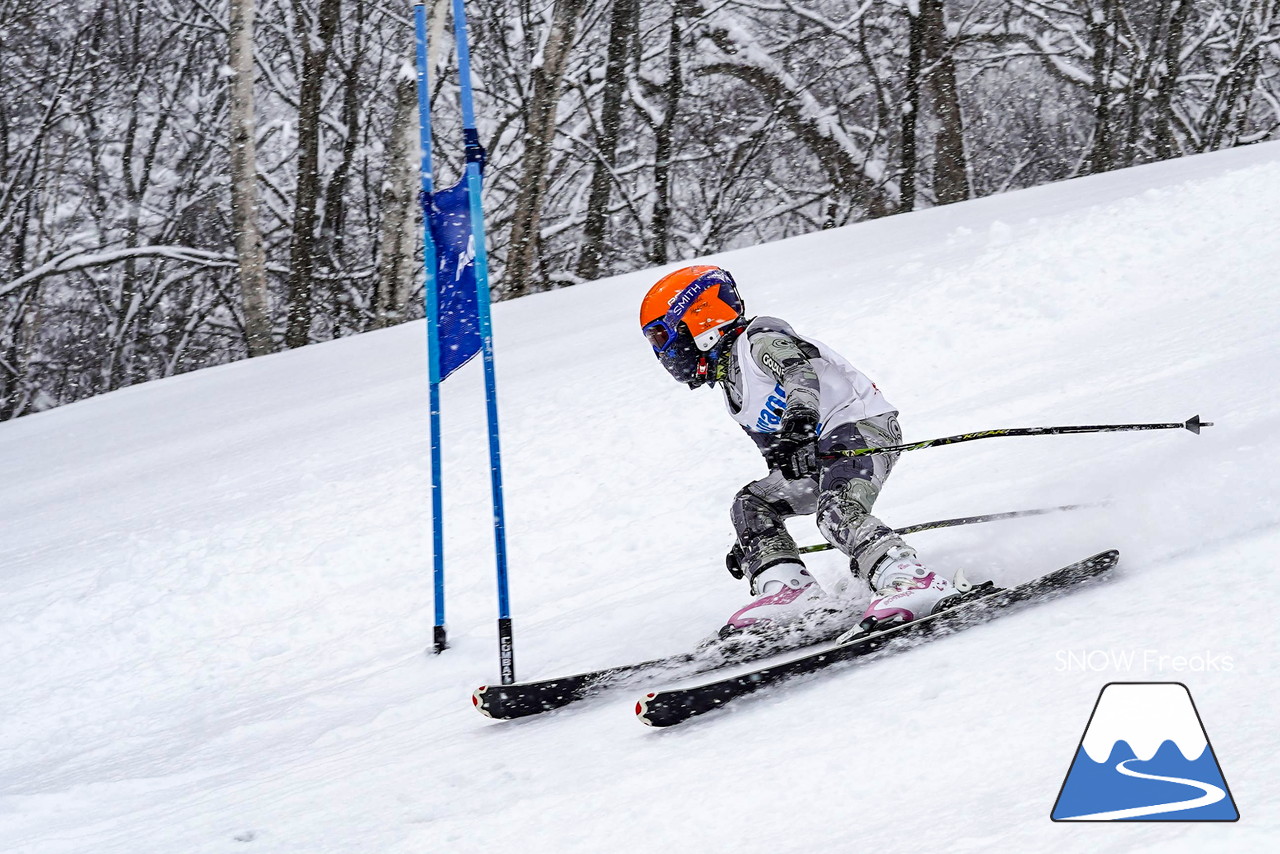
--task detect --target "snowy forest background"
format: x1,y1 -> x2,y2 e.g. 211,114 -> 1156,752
2,0 -> 1277,420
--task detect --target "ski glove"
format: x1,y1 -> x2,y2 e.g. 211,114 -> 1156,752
725,542 -> 746,580
764,411 -> 819,480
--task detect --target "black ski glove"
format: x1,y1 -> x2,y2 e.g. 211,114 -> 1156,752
725,542 -> 746,580
764,411 -> 819,480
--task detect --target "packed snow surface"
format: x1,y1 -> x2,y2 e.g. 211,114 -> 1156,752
4,145 -> 1280,852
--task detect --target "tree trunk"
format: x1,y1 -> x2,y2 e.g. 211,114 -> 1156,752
228,0 -> 275,356
575,0 -> 637,281
1153,0 -> 1192,160
504,0 -> 586,298
900,3 -> 924,212
1117,1 -> 1164,167
650,6 -> 683,266
285,0 -> 342,349
321,21 -> 364,269
1086,0 -> 1117,174
374,61 -> 419,329
920,0 -> 968,204
319,15 -> 365,337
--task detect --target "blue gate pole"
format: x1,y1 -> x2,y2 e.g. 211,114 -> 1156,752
452,0 -> 515,684
413,2 -> 448,655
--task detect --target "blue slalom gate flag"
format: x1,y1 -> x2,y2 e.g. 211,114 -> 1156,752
429,179 -> 482,380
415,0 -> 515,683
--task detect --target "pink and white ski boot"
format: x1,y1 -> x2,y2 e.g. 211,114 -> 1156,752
856,546 -> 971,632
722,562 -> 831,636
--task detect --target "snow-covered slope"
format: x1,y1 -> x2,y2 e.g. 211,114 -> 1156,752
4,144 -> 1280,853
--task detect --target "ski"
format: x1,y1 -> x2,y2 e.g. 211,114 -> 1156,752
472,625 -> 845,720
472,547 -> 1110,721
471,504 -> 1106,722
635,549 -> 1119,728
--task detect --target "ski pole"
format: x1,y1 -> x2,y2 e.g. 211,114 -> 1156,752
821,414 -> 1213,458
798,503 -> 1103,555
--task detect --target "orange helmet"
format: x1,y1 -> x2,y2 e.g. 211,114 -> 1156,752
640,265 -> 744,386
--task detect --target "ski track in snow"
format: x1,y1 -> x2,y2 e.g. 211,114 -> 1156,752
3,144 -> 1280,852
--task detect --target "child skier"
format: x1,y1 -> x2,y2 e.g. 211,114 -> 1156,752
640,264 -> 968,636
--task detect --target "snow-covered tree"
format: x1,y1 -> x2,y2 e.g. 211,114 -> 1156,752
2,0 -> 1277,419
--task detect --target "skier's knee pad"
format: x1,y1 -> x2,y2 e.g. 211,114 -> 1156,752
731,481 -> 801,538
815,478 -> 878,546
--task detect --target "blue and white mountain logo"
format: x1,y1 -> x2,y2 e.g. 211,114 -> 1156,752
1051,682 -> 1238,821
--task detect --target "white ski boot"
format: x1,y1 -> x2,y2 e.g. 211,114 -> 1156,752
722,562 -> 832,635
857,546 -> 970,631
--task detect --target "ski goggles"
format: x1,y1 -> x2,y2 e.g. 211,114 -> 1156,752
643,317 -> 679,353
